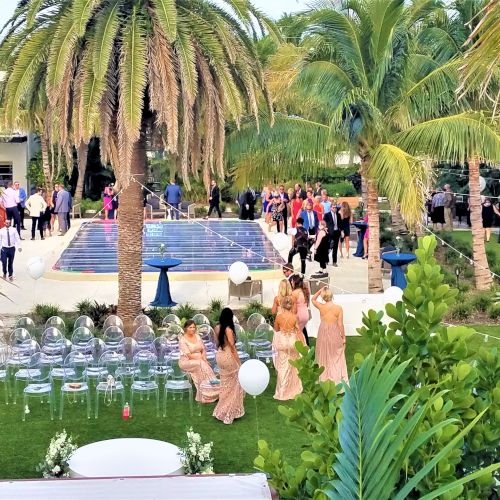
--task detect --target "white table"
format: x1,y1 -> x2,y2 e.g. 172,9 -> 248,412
68,438 -> 183,478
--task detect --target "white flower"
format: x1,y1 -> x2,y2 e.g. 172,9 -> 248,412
52,465 -> 61,474
24,405 -> 30,414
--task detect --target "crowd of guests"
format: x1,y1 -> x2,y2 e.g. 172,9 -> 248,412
181,269 -> 347,423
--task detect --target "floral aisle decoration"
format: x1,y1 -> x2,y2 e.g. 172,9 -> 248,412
37,429 -> 78,478
178,427 -> 214,474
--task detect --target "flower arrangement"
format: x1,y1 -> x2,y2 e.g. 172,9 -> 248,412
395,236 -> 402,254
37,430 -> 78,478
178,427 -> 214,475
159,243 -> 166,258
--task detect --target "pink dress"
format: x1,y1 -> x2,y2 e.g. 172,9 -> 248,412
294,291 -> 310,332
315,319 -> 348,384
179,336 -> 219,403
213,346 -> 244,424
273,315 -> 303,400
363,214 -> 369,240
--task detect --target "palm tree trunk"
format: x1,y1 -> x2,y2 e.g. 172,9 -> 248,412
469,157 -> 492,290
361,174 -> 368,212
366,175 -> 383,293
74,141 -> 88,203
40,135 -> 53,192
390,202 -> 407,234
117,128 -> 147,334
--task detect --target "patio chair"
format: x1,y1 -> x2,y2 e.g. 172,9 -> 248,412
95,351 -> 125,419
246,313 -> 266,333
133,314 -> 153,329
103,315 -> 124,331
103,326 -> 124,350
45,316 -> 66,332
22,353 -> 54,421
308,276 -> 330,295
133,325 -> 155,350
228,279 -> 263,303
249,324 -> 275,363
59,352 -> 91,420
162,314 -> 181,326
14,318 -> 37,341
73,315 -> 94,331
197,324 -> 215,350
71,203 -> 82,219
116,338 -> 139,379
11,340 -> 40,404
192,314 -> 210,326
0,344 -> 11,404
153,338 -> 173,379
130,351 -> 160,417
164,353 -> 193,417
41,328 -> 65,355
71,327 -> 94,353
84,339 -> 108,382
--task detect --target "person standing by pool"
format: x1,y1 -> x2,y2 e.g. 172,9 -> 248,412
55,185 -> 71,235
164,179 -> 182,220
50,184 -> 59,233
288,218 -> 309,275
312,287 -> 347,384
14,181 -> 27,230
213,308 -> 244,425
205,180 -> 222,219
179,320 -> 219,403
1,181 -> 21,236
25,187 -> 47,240
103,184 -> 114,220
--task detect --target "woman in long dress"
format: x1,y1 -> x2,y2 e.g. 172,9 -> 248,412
291,274 -> 310,345
273,296 -> 303,400
313,220 -> 329,277
178,320 -> 219,403
272,279 -> 293,316
213,308 -> 245,424
312,287 -> 348,384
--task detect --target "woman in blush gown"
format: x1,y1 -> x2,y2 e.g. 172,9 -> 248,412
178,320 -> 219,403
213,308 -> 245,424
271,279 -> 293,316
291,274 -> 310,345
312,287 -> 348,384
273,296 -> 303,400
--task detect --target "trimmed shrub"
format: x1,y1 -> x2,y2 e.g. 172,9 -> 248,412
470,292 -> 493,313
449,301 -> 473,320
486,302 -> 500,319
32,304 -> 63,324
321,181 -> 357,197
175,303 -> 196,322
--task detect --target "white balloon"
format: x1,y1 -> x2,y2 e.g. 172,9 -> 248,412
238,359 -> 270,396
228,261 -> 249,285
26,256 -> 45,280
272,232 -> 290,251
479,176 -> 486,192
383,286 -> 403,305
288,227 -> 297,236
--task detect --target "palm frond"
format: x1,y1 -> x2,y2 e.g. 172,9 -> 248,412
150,0 -> 177,42
72,0 -> 102,37
26,0 -> 45,28
92,0 -> 120,80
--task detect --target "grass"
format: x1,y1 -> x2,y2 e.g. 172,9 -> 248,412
0,334 -> 496,480
447,230 -> 500,261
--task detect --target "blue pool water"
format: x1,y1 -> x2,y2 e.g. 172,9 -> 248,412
54,220 -> 284,273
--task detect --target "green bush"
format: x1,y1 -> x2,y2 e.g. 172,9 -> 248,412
75,299 -> 111,328
486,302 -> 500,319
444,248 -> 459,264
32,304 -> 63,324
207,298 -> 224,326
175,303 -> 196,323
321,181 -> 357,197
486,248 -> 497,267
143,307 -> 171,327
470,292 -> 493,313
449,301 -> 473,320
80,198 -> 103,213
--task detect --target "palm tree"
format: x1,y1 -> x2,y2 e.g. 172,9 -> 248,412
227,0 -> 500,293
0,0 -> 275,329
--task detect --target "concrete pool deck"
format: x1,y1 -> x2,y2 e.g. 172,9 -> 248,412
0,219 -> 387,334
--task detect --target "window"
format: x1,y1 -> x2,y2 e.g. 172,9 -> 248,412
0,163 -> 13,186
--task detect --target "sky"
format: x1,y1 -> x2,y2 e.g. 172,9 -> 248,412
0,0 -> 309,32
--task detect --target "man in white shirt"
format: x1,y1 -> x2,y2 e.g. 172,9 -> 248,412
26,187 -> 48,240
1,181 -> 22,236
0,219 -> 22,281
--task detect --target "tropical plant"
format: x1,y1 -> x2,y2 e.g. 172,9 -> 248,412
0,0 -> 276,329
32,303 -> 63,324
227,0 -> 500,293
75,299 -> 111,329
357,235 -> 499,497
175,303 -> 196,323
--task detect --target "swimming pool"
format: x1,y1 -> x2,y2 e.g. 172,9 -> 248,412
54,220 -> 284,273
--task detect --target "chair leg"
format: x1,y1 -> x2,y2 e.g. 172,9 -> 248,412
130,390 -> 134,418
50,392 -> 54,421
59,390 -> 64,420
22,393 -> 27,421
86,391 -> 91,419
156,389 -> 159,417
95,392 -> 99,419
163,390 -> 167,417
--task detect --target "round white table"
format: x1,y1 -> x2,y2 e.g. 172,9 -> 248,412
68,438 -> 183,478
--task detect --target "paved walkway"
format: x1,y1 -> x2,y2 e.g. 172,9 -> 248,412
0,219 -> 388,334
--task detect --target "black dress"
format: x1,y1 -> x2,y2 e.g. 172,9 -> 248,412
340,217 -> 351,237
482,204 -> 494,228
314,229 -> 330,269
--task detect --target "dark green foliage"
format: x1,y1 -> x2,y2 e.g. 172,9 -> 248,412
175,303 -> 196,323
320,181 -> 357,197
142,307 -> 171,327
449,301 -> 473,320
207,298 -> 224,326
75,299 -> 112,329
470,292 -> 493,313
487,302 -> 500,319
31,304 -> 63,324
242,301 -> 275,324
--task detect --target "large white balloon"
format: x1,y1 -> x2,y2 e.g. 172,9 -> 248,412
479,176 -> 486,192
228,261 -> 249,285
272,232 -> 290,251
384,286 -> 404,305
26,256 -> 45,280
238,359 -> 270,396
288,227 -> 297,236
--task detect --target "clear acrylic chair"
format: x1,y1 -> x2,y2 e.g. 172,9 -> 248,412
95,351 -> 125,419
14,318 -> 38,342
71,327 -> 94,353
247,313 -> 266,333
102,315 -> 124,331
41,328 -> 65,355
45,316 -> 66,332
23,353 -> 53,421
11,340 -> 40,404
198,324 -> 215,351
59,352 -> 91,420
133,314 -> 153,329
74,315 -> 94,331
103,326 -> 124,351
0,344 -> 11,404
249,323 -> 274,355
234,323 -> 248,351
130,351 -> 159,417
153,338 -> 173,379
9,328 -> 32,351
85,338 -> 108,381
162,314 -> 181,326
163,353 -> 193,417
192,314 -> 209,326
133,325 -> 155,349
116,338 -> 139,379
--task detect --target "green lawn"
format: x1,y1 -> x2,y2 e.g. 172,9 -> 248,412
447,230 -> 500,261
0,335 -> 496,480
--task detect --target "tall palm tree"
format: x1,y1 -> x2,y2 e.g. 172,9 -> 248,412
0,0 -> 275,329
227,0 -> 500,293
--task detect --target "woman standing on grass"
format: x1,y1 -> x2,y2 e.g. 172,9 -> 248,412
290,274 -> 310,345
213,308 -> 244,424
273,296 -> 303,400
312,287 -> 347,384
179,320 -> 219,403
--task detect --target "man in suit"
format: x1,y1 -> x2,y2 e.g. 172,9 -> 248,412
294,183 -> 307,200
205,180 -> 221,219
324,204 -> 342,267
300,202 -> 319,258
54,185 -> 71,235
0,219 -> 22,281
278,185 -> 290,233
313,182 -> 322,197
164,179 -> 182,220
13,181 -> 27,230
287,218 -> 309,275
